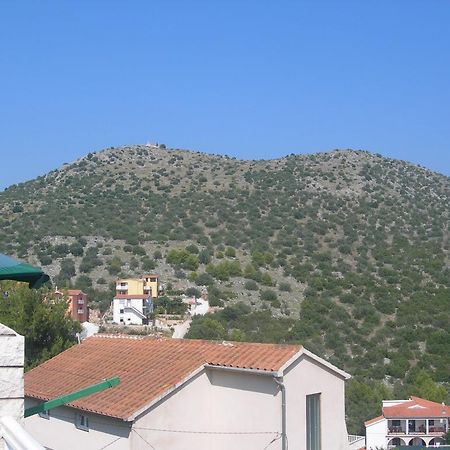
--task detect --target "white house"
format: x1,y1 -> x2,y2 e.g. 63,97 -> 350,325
365,396 -> 450,449
112,294 -> 153,325
24,335 -> 351,450
183,296 -> 210,316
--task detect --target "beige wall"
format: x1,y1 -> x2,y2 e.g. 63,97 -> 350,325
284,354 -> 350,450
133,355 -> 350,450
24,351 -> 350,450
24,401 -> 131,450
132,369 -> 281,450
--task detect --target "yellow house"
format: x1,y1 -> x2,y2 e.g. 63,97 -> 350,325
116,274 -> 159,298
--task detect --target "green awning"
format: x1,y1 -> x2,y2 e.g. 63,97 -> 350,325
0,253 -> 50,289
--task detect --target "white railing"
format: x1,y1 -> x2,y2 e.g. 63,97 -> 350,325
348,434 -> 365,444
0,416 -> 44,450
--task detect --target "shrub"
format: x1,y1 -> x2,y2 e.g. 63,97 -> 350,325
278,281 -> 291,292
260,289 -> 277,302
244,280 -> 259,290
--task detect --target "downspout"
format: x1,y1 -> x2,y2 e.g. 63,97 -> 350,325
274,377 -> 287,450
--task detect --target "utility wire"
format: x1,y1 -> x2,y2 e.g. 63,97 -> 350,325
98,436 -> 122,449
134,425 -> 280,435
132,429 -> 156,449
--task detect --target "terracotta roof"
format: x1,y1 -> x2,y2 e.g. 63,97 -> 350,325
67,289 -> 84,296
25,336 -> 301,420
364,415 -> 384,426
383,396 -> 450,418
114,294 -> 151,299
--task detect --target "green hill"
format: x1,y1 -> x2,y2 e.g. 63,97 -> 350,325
1,145 -> 449,431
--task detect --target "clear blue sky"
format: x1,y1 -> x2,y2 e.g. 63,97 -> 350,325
1,1 -> 449,190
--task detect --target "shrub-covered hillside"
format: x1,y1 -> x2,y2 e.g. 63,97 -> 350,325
1,145 -> 449,425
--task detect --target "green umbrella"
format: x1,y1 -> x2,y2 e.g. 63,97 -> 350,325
0,253 -> 49,289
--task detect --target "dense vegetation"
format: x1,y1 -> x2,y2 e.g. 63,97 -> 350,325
0,145 -> 448,433
0,281 -> 80,369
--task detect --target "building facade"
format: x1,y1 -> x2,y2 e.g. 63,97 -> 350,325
25,336 -> 351,450
67,289 -> 89,322
112,294 -> 153,325
116,275 -> 160,298
365,397 -> 450,449
54,289 -> 89,322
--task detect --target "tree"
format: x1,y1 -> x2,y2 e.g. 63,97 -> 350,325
186,287 -> 201,298
410,369 -> 449,403
186,316 -> 225,340
0,281 -> 81,369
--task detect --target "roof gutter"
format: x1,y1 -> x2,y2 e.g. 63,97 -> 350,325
205,364 -> 281,377
274,377 -> 287,450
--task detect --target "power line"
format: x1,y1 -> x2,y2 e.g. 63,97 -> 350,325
132,429 -> 156,449
133,425 -> 280,435
98,436 -> 122,449
263,433 -> 282,449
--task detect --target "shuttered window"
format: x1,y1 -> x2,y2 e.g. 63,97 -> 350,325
306,393 -> 321,450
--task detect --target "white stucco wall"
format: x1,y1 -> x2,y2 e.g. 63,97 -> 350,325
24,401 -> 131,450
366,418 -> 387,450
113,298 -> 145,325
0,324 -> 25,449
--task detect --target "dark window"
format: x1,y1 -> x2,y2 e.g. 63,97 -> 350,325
306,393 -> 321,450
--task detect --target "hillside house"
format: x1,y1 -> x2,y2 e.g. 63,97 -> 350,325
365,396 -> 450,449
24,336 -> 351,450
112,294 -> 153,325
116,274 -> 160,298
54,288 -> 89,322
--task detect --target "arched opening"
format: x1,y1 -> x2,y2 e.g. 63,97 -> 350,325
429,437 -> 445,447
408,437 -> 426,446
388,437 -> 406,447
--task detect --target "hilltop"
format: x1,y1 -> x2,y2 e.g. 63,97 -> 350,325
1,145 -> 449,419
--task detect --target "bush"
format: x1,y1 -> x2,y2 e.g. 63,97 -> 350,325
260,289 -> 277,302
186,287 -> 201,298
278,281 -> 291,292
244,280 -> 259,290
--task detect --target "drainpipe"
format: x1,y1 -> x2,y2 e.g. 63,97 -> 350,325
274,377 -> 287,450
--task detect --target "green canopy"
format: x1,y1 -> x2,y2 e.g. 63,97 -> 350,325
0,253 -> 50,289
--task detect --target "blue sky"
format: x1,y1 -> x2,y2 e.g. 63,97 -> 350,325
1,1 -> 449,189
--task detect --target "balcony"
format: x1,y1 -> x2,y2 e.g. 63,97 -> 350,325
116,284 -> 128,291
387,418 -> 448,436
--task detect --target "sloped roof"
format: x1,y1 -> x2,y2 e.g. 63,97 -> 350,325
383,396 -> 450,418
364,415 -> 384,426
366,396 -> 450,426
67,289 -> 84,296
25,336 -> 301,420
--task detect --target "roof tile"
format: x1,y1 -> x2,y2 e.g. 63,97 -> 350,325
25,336 -> 301,420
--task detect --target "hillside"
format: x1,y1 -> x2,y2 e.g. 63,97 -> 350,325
1,145 -> 449,422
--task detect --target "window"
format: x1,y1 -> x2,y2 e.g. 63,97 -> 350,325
392,420 -> 401,426
39,410 -> 50,419
119,308 -> 124,314
306,394 -> 321,450
76,414 -> 89,431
